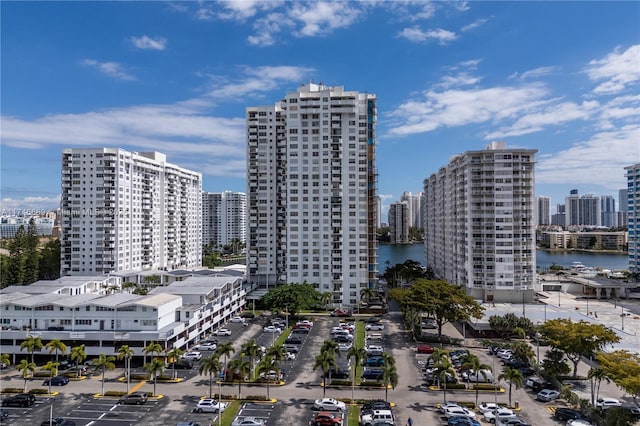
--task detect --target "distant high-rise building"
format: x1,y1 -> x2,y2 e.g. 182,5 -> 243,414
423,141 -> 537,302
202,191 -> 246,249
246,83 -> 378,306
401,191 -> 424,229
565,190 -> 601,226
625,163 -> 640,273
388,201 -> 409,244
600,195 -> 617,228
618,188 -> 629,227
537,196 -> 551,226
60,148 -> 202,276
551,203 -> 566,227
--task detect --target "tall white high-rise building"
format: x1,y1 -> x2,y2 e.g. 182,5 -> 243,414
60,148 -> 202,276
536,196 -> 551,226
423,142 -> 537,302
401,191 -> 424,229
600,195 -> 617,228
626,163 -> 640,274
202,191 -> 246,249
246,83 -> 378,306
388,201 -> 409,244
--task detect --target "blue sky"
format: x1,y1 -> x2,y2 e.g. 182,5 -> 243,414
1,1 -> 639,217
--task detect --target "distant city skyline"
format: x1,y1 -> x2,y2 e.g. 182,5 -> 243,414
1,2 -> 638,216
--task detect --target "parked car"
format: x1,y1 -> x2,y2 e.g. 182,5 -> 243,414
1,393 -> 35,407
176,422 -> 201,426
285,352 -> 296,360
313,410 -> 343,425
365,323 -> 384,331
595,397 -> 622,408
620,405 -> 640,418
231,418 -> 265,426
361,400 -> 391,414
283,344 -> 299,353
439,402 -> 463,414
333,336 -> 352,344
118,392 -> 148,405
422,319 -> 438,329
536,389 -> 560,402
195,342 -> 217,351
525,376 -> 553,392
448,416 -> 481,426
364,356 -> 385,367
330,308 -> 351,317
416,345 -> 434,354
43,376 -> 70,386
213,328 -> 231,336
325,367 -> 350,379
263,326 -> 282,333
464,369 -> 495,383
313,398 -> 346,412
297,320 -> 314,327
360,409 -> 394,426
566,420 -> 593,426
40,418 -> 76,426
361,368 -> 384,381
478,402 -> 502,413
293,323 -> 311,330
516,367 -> 536,377
258,370 -> 282,381
365,346 -> 384,357
444,406 -> 476,419
554,408 -> 587,422
182,351 -> 203,361
366,316 -> 382,323
284,336 -> 303,345
173,359 -> 194,369
195,398 -> 228,413
229,316 -> 246,323
496,418 -> 530,426
337,342 -> 352,351
483,408 -> 516,424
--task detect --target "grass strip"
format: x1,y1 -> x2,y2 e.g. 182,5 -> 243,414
219,400 -> 242,426
347,405 -> 361,426
355,321 -> 365,384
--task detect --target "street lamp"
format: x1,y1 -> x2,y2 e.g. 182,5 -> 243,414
621,305 -> 625,331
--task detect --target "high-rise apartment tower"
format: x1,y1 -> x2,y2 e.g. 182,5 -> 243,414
202,191 -> 247,249
246,83 -> 378,306
388,201 -> 410,244
536,196 -> 550,226
60,148 -> 202,276
423,142 -> 537,302
626,163 -> 640,273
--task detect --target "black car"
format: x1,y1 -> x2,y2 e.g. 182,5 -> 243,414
291,327 -> 310,334
361,368 -> 384,381
553,408 -> 586,422
43,376 -> 69,386
516,366 -> 536,377
333,336 -> 351,343
40,418 -> 76,426
173,359 -> 194,369
366,316 -> 382,323
325,368 -> 350,379
2,393 -> 36,407
284,336 -> 303,345
504,359 -> 529,369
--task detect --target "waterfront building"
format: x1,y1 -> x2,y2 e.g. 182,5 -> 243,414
626,163 -> 640,273
246,83 -> 378,307
565,190 -> 601,227
388,201 -> 410,244
536,196 -> 551,226
202,191 -> 246,249
618,188 -> 628,227
60,148 -> 202,276
601,195 -> 617,228
539,231 -> 627,251
0,217 -> 54,239
401,191 -> 424,229
423,141 -> 537,303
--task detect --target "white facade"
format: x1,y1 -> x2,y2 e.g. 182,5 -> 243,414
60,148 -> 202,276
626,163 -> 640,274
536,196 -> 550,226
246,83 -> 378,307
423,141 -> 537,302
401,191 -> 424,229
202,191 -> 247,248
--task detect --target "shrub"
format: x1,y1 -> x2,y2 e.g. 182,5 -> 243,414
439,383 -> 467,390
243,395 -> 269,401
29,388 -> 50,394
104,391 -> 127,397
129,373 -> 150,380
1,388 -> 23,394
34,371 -> 52,378
472,384 -> 501,391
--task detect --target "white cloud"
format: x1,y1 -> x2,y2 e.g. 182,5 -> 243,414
289,1 -> 362,37
218,0 -> 280,21
461,18 -> 488,32
247,12 -> 294,47
130,35 -> 167,50
510,66 -> 559,80
437,72 -> 481,89
397,26 -> 457,44
205,65 -> 313,98
0,196 -> 61,212
81,59 -> 136,80
586,44 -> 640,94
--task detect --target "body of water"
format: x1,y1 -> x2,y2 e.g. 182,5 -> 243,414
378,243 -> 629,272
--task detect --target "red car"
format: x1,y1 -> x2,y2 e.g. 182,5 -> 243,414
313,411 -> 342,425
417,344 -> 434,354
331,309 -> 351,317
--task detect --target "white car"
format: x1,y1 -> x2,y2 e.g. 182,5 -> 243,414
263,325 -> 282,333
195,398 -> 228,413
231,418 -> 265,426
230,316 -> 246,323
567,420 -> 593,426
484,408 -> 516,424
595,397 -> 621,408
497,349 -> 513,359
338,342 -> 352,351
478,402 -> 502,413
258,370 -> 282,381
195,342 -> 217,351
365,323 -> 384,331
182,351 -> 203,361
439,402 -> 462,414
537,389 -> 560,402
444,406 -> 476,419
213,328 -> 232,336
297,320 -> 314,327
285,352 -> 296,360
313,397 -> 346,412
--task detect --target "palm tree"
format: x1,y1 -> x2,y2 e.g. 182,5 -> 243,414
20,335 -> 43,364
42,361 -> 59,394
144,358 -> 165,397
463,352 -> 493,407
215,342 -> 235,381
122,281 -> 137,293
429,348 -> 455,403
17,359 -> 36,392
45,339 -> 67,366
241,339 -> 261,380
199,354 -> 222,399
321,340 -> 341,362
69,344 -> 87,378
228,355 -> 251,399
256,355 -> 278,400
360,287 -> 376,306
499,367 -> 524,408
313,350 -> 337,398
588,367 -> 610,405
321,292 -> 333,310
117,345 -> 134,393
92,354 -> 116,396
383,363 -> 399,402
1,353 -> 10,369
265,344 -> 286,365
143,341 -> 163,364
166,347 -> 184,380
346,346 -> 366,402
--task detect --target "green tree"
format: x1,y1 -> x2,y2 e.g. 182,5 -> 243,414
346,346 -> 366,401
199,354 -> 222,399
143,341 -> 164,364
241,339 -> 262,380
540,319 -> 620,377
7,225 -> 27,285
92,354 -> 116,396
215,342 -> 235,381
541,348 -> 570,382
121,281 -> 137,293
45,339 -> 67,366
143,358 -> 165,396
117,345 -> 134,393
383,363 -> 398,402
24,219 -> 40,284
429,348 -> 455,402
261,282 -> 322,316
228,355 -> 251,399
499,367 -> 524,407
202,253 -> 223,268
42,360 -> 59,394
320,340 -> 341,362
256,355 -> 278,400
166,347 -> 184,380
313,350 -> 337,398
597,350 -> 640,407
462,352 -> 492,407
20,335 -> 43,364
603,407 -> 636,426
38,239 -> 60,280
17,359 -> 36,392
0,354 -> 10,369
70,344 -> 87,378
588,367 -> 610,405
